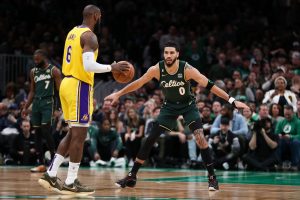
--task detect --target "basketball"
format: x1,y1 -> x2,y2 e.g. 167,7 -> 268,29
112,61 -> 135,83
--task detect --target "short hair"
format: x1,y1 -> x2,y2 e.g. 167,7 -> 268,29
284,104 -> 293,110
163,40 -> 180,52
34,49 -> 48,58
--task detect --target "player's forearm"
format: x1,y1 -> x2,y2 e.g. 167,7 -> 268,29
263,133 -> 278,149
210,86 -> 230,101
117,79 -> 143,97
25,92 -> 34,109
249,133 -> 257,150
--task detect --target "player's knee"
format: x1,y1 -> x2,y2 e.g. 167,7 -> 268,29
188,118 -> 202,133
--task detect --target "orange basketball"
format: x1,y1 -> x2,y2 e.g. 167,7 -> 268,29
112,61 -> 135,83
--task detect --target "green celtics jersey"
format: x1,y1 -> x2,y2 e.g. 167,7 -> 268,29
33,64 -> 55,98
159,60 -> 195,106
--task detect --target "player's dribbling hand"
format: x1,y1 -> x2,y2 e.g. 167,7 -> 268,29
104,92 -> 119,106
111,61 -> 130,73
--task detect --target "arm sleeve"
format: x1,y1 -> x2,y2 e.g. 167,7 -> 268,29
82,52 -> 112,73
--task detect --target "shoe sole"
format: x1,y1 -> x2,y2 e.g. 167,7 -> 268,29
115,183 -> 124,188
39,179 -> 94,195
115,182 -> 136,188
208,187 -> 218,191
31,169 -> 47,173
57,190 -> 95,196
38,179 -> 61,193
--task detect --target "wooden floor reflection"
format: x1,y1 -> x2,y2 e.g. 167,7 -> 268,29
1,166 -> 300,199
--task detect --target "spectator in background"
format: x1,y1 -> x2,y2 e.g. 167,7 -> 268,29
10,120 -> 37,165
297,99 -> 300,119
275,105 -> 300,171
261,66 -> 285,91
108,109 -> 125,135
246,72 -> 260,100
258,104 -> 271,120
53,119 -> 69,150
291,51 -> 300,75
269,103 -> 284,126
242,106 -> 258,135
119,96 -> 135,122
290,75 -> 300,95
0,103 -> 9,132
7,104 -> 21,129
243,118 -> 279,171
143,106 -> 162,166
263,76 -> 298,113
159,25 -> 184,51
164,116 -> 187,167
209,52 -> 231,80
201,105 -> 214,136
211,104 -> 248,138
209,117 -> 241,170
89,118 -> 124,167
93,99 -> 112,123
229,78 -> 255,102
142,98 -> 157,121
211,101 -> 222,120
124,108 -> 145,166
1,82 -> 16,107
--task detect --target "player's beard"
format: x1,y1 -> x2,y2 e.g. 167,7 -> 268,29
35,60 -> 45,68
164,57 -> 177,68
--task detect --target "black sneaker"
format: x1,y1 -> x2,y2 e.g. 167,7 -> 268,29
208,175 -> 219,191
61,179 -> 95,195
115,172 -> 137,188
38,172 -> 62,193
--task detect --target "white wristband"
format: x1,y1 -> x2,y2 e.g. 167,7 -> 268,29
228,97 -> 236,104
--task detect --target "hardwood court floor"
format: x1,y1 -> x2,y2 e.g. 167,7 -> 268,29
0,166 -> 300,199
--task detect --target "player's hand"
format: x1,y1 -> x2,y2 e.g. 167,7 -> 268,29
233,101 -> 249,109
111,61 -> 130,73
104,92 -> 120,106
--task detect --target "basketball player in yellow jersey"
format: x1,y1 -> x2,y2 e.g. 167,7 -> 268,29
38,5 -> 129,195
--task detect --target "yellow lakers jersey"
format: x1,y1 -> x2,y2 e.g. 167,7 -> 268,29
62,26 -> 98,86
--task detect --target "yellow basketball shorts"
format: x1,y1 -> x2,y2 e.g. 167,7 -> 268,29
60,77 -> 93,127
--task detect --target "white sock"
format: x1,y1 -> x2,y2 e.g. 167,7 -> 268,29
65,162 -> 80,185
47,154 -> 64,177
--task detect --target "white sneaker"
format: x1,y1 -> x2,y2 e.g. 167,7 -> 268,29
222,162 -> 229,170
108,157 -> 116,167
95,159 -> 108,166
237,161 -> 245,170
128,160 -> 134,167
114,158 -> 126,168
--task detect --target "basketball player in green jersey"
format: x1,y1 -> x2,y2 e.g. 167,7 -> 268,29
105,41 -> 249,191
22,49 -> 62,172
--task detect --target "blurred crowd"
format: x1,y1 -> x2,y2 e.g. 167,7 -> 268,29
0,0 -> 300,171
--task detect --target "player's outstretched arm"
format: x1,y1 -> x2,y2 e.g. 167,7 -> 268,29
81,31 -> 130,73
185,64 -> 249,109
105,65 -> 159,105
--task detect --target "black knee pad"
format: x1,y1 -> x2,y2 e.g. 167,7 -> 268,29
188,119 -> 203,133
137,121 -> 166,160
